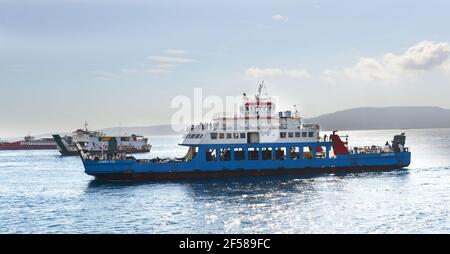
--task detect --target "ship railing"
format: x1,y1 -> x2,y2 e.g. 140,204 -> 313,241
186,123 -> 216,132
186,122 -> 286,132
349,145 -> 396,154
137,157 -> 185,163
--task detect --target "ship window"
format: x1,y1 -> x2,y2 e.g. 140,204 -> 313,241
288,132 -> 294,138
206,148 -> 217,161
303,147 -> 312,159
276,147 -> 287,160
302,132 -> 307,137
219,133 -> 225,139
248,148 -> 259,160
317,146 -> 327,159
199,134 -> 203,138
195,134 -> 201,139
262,147 -> 273,160
290,147 -> 300,160
233,133 -> 239,139
280,132 -> 287,138
220,148 -> 231,161
226,133 -> 232,139
210,133 -> 217,139
295,132 -> 301,138
240,133 -> 246,139
308,132 -> 314,137
234,148 -> 245,160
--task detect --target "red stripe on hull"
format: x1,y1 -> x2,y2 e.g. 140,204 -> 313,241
0,142 -> 56,150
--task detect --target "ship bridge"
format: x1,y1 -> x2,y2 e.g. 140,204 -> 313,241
180,83 -> 320,146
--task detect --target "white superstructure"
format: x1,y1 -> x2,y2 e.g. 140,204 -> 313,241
181,83 -> 320,146
83,134 -> 150,153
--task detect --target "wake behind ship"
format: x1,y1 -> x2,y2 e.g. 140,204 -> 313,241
78,84 -> 411,181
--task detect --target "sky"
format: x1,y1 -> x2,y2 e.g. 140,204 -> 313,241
1,0 -> 450,137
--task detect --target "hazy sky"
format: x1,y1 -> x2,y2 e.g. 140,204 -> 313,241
2,0 -> 450,137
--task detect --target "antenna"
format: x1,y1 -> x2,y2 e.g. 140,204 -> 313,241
256,80 -> 264,100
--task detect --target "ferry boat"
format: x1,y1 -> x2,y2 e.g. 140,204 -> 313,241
53,123 -> 151,156
0,135 -> 56,150
78,84 -> 411,181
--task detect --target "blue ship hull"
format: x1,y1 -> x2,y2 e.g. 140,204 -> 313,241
82,141 -> 411,181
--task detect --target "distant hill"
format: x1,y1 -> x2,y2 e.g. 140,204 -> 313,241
305,106 -> 450,131
27,106 -> 450,139
99,106 -> 450,135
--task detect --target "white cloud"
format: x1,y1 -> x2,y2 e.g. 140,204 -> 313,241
165,49 -> 189,54
146,68 -> 172,74
441,60 -> 450,73
146,63 -> 177,75
153,63 -> 177,69
121,69 -> 139,74
272,14 -> 288,22
323,40 -> 450,83
397,41 -> 450,70
245,66 -> 311,79
92,71 -> 116,81
148,55 -> 197,63
284,69 -> 311,78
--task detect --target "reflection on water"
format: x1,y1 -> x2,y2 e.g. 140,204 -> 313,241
0,129 -> 449,233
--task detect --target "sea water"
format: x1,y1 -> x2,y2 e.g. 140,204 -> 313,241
0,129 -> 449,233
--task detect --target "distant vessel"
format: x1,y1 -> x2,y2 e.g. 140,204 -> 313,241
53,123 -> 151,156
79,83 -> 411,181
0,135 -> 56,150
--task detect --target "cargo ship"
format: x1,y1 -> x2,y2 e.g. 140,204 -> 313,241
0,135 -> 56,150
78,83 -> 411,181
53,123 -> 151,156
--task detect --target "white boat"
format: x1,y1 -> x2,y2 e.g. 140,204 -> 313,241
52,123 -> 151,156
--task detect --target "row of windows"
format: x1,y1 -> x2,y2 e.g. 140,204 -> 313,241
210,132 -> 246,140
280,131 -> 314,138
186,134 -> 204,139
205,146 -> 327,161
188,131 -> 315,140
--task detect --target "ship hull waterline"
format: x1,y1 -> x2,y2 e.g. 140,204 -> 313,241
89,165 -> 409,181
83,151 -> 411,181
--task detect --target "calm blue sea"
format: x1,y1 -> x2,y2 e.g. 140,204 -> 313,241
0,129 -> 449,233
